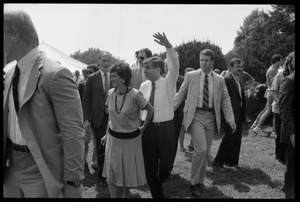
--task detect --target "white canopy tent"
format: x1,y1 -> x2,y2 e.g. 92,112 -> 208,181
4,42 -> 87,74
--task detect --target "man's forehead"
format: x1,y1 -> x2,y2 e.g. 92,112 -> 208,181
100,54 -> 111,60
138,51 -> 147,57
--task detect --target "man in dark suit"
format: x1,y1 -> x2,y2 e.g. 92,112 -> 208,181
213,58 -> 246,168
83,51 -> 113,185
278,51 -> 295,199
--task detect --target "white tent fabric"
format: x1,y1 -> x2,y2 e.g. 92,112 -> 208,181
4,42 -> 87,73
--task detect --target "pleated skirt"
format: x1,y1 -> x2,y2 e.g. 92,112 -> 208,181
102,133 -> 147,187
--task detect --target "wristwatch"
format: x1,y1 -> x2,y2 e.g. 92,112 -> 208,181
65,179 -> 82,187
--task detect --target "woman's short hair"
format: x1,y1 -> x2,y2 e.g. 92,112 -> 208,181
110,62 -> 132,86
4,10 -> 39,47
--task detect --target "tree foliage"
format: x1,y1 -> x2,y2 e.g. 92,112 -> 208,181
158,40 -> 227,76
226,5 -> 295,83
70,48 -> 124,66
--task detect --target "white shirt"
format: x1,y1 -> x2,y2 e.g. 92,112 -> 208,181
139,47 -> 179,122
197,69 -> 214,108
8,47 -> 40,145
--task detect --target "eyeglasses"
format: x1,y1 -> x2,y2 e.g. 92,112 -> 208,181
138,56 -> 145,61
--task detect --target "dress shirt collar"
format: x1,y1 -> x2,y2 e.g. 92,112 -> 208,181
200,68 -> 213,77
18,47 -> 39,73
230,72 -> 239,81
152,76 -> 162,86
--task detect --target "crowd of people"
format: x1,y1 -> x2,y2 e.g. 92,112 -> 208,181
3,9 -> 294,199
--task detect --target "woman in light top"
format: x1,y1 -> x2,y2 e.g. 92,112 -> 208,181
101,62 -> 153,198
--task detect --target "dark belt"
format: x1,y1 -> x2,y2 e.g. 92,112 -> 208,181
149,120 -> 172,127
7,138 -> 30,153
109,128 -> 140,139
196,107 -> 214,112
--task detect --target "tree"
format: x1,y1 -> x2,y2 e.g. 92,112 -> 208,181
70,48 -> 125,65
227,5 -> 295,83
157,40 -> 226,76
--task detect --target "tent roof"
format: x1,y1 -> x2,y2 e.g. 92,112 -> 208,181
4,42 -> 87,73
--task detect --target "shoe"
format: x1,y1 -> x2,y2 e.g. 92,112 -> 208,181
212,160 -> 223,168
270,131 -> 277,138
91,163 -> 98,170
227,164 -> 241,169
188,145 -> 194,152
249,124 -> 256,131
197,183 -> 208,192
179,147 -> 186,152
98,177 -> 107,186
190,184 -> 201,197
252,126 -> 262,136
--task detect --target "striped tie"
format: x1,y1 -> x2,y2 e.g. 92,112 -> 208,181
203,74 -> 209,108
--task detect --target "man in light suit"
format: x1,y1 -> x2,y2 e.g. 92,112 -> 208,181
3,10 -> 85,198
213,58 -> 246,168
83,51 -> 113,185
130,48 -> 152,89
173,49 -> 236,197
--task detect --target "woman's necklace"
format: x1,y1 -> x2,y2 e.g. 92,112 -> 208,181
115,86 -> 129,114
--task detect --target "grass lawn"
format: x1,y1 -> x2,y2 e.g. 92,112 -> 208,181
82,123 -> 286,198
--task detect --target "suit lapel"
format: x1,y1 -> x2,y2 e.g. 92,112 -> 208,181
192,70 -> 201,98
230,74 -> 242,99
20,53 -> 44,109
213,73 -> 220,107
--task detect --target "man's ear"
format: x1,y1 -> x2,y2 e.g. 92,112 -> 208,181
11,32 -> 19,42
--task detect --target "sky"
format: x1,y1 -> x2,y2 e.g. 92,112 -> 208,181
4,4 -> 272,66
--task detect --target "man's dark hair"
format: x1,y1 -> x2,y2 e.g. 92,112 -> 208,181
200,49 -> 215,61
143,56 -> 164,74
135,48 -> 152,58
271,54 -> 283,64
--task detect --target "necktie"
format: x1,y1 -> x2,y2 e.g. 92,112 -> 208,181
13,66 -> 20,114
104,73 -> 109,99
149,82 -> 155,107
203,74 -> 209,108
149,82 -> 155,122
236,78 -> 241,97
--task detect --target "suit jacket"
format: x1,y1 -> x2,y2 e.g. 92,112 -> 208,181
3,52 -> 85,197
130,65 -> 145,90
83,70 -> 113,129
223,72 -> 246,125
279,72 -> 295,145
174,69 -> 234,134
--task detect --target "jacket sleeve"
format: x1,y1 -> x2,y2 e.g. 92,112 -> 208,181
83,76 -> 92,122
279,76 -> 295,137
174,75 -> 189,111
50,67 -> 85,181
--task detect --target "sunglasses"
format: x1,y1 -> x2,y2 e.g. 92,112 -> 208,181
138,56 -> 145,61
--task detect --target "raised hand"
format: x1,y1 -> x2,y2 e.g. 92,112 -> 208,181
153,32 -> 172,49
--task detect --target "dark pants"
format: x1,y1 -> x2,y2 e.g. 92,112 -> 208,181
142,120 -> 175,198
170,110 -> 183,171
284,144 -> 295,199
214,120 -> 242,166
93,113 -> 109,181
273,113 -> 286,163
